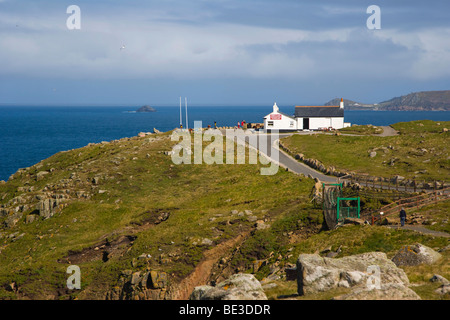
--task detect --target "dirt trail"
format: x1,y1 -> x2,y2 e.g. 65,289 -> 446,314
170,231 -> 251,300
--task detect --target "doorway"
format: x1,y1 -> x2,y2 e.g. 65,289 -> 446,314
303,118 -> 310,130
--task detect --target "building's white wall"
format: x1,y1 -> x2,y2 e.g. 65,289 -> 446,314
264,111 -> 296,130
296,117 -> 345,130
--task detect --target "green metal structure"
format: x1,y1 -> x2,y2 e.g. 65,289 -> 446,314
322,183 -> 361,228
336,197 -> 360,222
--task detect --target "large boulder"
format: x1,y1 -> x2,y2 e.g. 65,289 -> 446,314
333,283 -> 420,300
190,273 -> 267,300
297,252 -> 410,296
391,243 -> 442,267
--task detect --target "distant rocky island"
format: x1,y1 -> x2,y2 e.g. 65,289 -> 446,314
325,90 -> 450,111
136,105 -> 156,112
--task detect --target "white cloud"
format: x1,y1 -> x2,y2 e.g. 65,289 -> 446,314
0,6 -> 449,82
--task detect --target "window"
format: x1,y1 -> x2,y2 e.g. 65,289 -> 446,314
267,121 -> 274,126
290,121 -> 294,127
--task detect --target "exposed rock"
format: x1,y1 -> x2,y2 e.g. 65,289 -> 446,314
36,198 -> 64,219
391,243 -> 442,267
333,283 -> 421,300
190,273 -> 267,300
430,274 -> 449,285
255,220 -> 269,231
136,105 -> 156,113
343,218 -> 367,225
435,284 -> 450,295
369,151 -> 377,158
297,252 -> 410,296
36,171 -> 50,180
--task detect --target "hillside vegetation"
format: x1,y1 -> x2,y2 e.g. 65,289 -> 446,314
0,124 -> 448,300
280,120 -> 450,181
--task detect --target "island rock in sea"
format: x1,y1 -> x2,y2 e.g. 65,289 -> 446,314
136,105 -> 156,112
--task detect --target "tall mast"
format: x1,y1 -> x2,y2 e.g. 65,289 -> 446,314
179,96 -> 183,128
185,97 -> 188,130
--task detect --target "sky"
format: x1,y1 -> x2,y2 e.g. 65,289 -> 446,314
0,0 -> 450,106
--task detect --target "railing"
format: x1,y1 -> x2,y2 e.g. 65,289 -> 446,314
363,187 -> 450,224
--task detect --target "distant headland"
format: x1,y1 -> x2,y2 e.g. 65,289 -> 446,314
136,105 -> 156,112
325,90 -> 450,111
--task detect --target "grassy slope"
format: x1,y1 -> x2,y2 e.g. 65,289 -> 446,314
0,124 -> 448,300
280,120 -> 449,181
0,132 -> 319,299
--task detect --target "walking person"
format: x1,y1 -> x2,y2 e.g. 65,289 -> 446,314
399,207 -> 407,227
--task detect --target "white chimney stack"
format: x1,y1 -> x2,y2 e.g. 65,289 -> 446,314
273,102 -> 279,113
339,98 -> 344,109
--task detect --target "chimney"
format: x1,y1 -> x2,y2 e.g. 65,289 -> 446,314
339,98 -> 344,109
273,102 -> 279,113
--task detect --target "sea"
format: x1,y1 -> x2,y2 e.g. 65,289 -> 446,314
0,105 -> 449,181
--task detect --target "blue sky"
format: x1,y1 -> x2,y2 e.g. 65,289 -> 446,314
0,0 -> 449,106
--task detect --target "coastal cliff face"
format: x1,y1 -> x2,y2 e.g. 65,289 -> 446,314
325,90 -> 450,111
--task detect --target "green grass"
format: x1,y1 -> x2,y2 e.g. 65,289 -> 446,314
1,125 -> 448,300
339,124 -> 384,135
0,132 -> 316,299
281,120 -> 449,181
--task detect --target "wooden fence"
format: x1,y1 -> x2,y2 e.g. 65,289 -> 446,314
362,187 -> 450,224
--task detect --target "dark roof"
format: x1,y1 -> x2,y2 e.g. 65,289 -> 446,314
294,106 -> 344,118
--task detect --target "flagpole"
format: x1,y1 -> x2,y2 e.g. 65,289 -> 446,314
185,97 -> 188,130
179,96 -> 182,128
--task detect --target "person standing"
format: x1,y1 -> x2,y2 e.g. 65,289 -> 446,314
399,207 -> 407,227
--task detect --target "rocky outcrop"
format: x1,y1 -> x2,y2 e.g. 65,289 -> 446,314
296,252 -> 418,299
190,273 -> 267,300
391,243 -> 442,267
107,270 -> 168,300
333,283 -> 420,300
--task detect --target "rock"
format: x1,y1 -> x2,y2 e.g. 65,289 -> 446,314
201,238 -> 214,246
430,274 -> 449,285
153,128 -> 161,134
333,283 -> 421,300
25,215 -> 37,224
130,272 -> 142,285
147,271 -> 168,289
369,151 -> 377,158
255,220 -> 269,231
343,218 -> 366,225
36,198 -> 62,219
380,217 -> 399,225
4,212 -> 23,228
296,252 -> 410,296
136,105 -> 156,113
190,273 -> 267,300
391,243 -> 442,267
36,171 -> 49,180
435,284 -> 450,295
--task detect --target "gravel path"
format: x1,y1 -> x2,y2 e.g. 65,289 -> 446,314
387,224 -> 450,237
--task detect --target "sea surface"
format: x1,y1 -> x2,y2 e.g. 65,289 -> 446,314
0,105 -> 449,181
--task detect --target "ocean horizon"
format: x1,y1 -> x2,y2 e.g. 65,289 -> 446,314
0,105 -> 449,181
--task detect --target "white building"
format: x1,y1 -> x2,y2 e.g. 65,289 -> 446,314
264,100 -> 351,132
